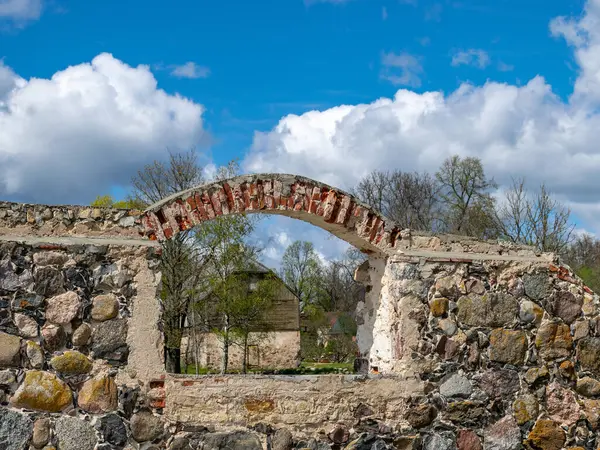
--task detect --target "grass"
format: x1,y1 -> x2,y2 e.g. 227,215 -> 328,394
181,361 -> 355,375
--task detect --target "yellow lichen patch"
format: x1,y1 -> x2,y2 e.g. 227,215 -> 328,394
10,370 -> 73,412
50,351 -> 93,374
78,375 -> 118,413
244,397 -> 275,413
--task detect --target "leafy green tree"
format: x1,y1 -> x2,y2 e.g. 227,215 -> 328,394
91,195 -> 114,208
299,303 -> 328,361
125,149 -> 256,373
226,273 -> 279,373
193,215 -> 260,374
90,194 -> 146,209
280,241 -> 324,307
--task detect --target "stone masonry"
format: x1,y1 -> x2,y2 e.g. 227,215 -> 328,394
1,174 -> 600,449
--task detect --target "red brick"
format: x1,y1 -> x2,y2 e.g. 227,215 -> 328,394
335,196 -> 352,225
265,195 -> 275,209
210,191 -> 223,216
323,191 -> 338,222
193,193 -> 208,220
150,399 -> 165,409
201,192 -> 216,219
256,181 -> 265,209
273,180 -> 282,205
242,184 -> 252,208
223,183 -> 235,212
369,217 -> 383,242
146,212 -> 166,241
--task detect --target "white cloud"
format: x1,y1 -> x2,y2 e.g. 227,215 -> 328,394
451,49 -> 490,68
243,0 -> 600,234
0,53 -> 205,203
498,61 -> 514,72
0,61 -> 24,105
550,0 -> 600,106
0,0 -> 41,21
253,216 -> 350,270
170,62 -> 210,79
382,6 -> 387,20
380,51 -> 423,87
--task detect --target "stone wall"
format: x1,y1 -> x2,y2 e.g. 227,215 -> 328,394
0,238 -> 166,450
355,250 -> 600,450
2,194 -> 600,450
0,201 -> 144,239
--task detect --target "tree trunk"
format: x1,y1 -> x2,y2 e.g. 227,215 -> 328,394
242,333 -> 248,374
165,346 -> 181,373
220,315 -> 230,375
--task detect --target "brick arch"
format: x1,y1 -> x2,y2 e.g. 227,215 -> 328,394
142,174 -> 403,255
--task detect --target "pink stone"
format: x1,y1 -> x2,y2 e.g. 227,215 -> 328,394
457,429 -> 482,450
546,381 -> 582,426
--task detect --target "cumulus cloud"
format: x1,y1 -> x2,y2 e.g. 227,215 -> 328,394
380,51 -> 423,87
451,49 -> 490,68
170,62 -> 210,79
0,0 -> 41,21
0,53 -> 205,204
253,216 -> 350,270
244,0 -> 600,234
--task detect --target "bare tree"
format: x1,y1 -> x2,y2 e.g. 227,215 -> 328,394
354,170 -> 440,231
562,234 -> 600,294
435,155 -> 498,238
131,149 -> 204,205
527,184 -> 574,253
496,177 -> 575,253
354,171 -> 390,216
130,151 -> 254,373
563,233 -> 600,269
130,150 -> 206,373
495,177 -> 529,245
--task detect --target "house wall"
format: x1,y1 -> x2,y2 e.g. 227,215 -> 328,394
182,331 -> 301,371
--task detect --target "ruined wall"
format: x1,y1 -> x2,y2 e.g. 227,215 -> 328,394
0,237 -> 167,449
2,196 -> 600,450
0,201 -> 145,239
353,233 -> 600,450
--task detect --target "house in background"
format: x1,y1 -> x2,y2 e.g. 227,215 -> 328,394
182,261 -> 301,371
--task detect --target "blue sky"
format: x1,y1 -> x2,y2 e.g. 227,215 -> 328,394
1,0 -> 600,265
0,0 -> 584,166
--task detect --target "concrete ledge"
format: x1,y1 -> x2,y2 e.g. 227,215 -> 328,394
0,234 -> 160,248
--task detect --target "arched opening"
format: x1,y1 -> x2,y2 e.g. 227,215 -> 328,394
141,174 -> 400,374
